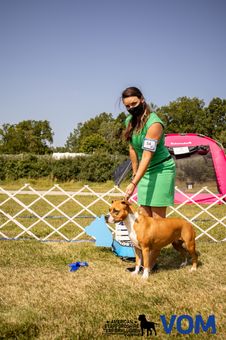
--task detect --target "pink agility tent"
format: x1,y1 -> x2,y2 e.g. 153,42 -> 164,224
165,133 -> 226,204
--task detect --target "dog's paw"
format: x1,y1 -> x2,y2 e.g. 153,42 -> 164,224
141,274 -> 149,280
141,268 -> 150,279
189,267 -> 197,272
130,266 -> 141,276
131,269 -> 140,276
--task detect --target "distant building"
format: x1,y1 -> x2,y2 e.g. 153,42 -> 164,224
52,152 -> 87,160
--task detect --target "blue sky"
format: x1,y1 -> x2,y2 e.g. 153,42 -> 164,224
0,0 -> 225,147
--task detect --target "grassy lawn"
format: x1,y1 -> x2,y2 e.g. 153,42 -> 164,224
0,178 -> 115,192
0,240 -> 225,339
0,179 -> 225,338
0,177 -> 220,192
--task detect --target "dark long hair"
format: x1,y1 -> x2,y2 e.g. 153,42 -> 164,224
122,87 -> 151,141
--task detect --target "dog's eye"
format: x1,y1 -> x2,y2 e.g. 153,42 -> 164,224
113,209 -> 120,215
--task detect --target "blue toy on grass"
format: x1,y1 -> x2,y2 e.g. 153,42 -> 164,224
69,261 -> 88,272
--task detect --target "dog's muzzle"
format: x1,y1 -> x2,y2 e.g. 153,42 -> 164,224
105,213 -> 115,224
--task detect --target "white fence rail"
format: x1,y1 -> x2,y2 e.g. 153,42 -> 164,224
0,184 -> 225,242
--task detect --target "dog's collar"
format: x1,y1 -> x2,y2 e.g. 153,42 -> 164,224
113,218 -> 124,223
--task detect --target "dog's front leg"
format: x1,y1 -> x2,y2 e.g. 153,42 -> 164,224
131,247 -> 142,276
141,247 -> 151,279
149,249 -> 160,270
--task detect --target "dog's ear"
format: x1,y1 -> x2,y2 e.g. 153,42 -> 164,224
121,199 -> 130,206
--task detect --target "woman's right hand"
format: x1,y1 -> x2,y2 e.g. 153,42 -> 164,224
125,182 -> 136,200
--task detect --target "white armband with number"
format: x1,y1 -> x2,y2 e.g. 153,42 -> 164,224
142,138 -> 158,152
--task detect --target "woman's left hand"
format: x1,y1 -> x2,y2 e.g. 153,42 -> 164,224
125,182 -> 136,199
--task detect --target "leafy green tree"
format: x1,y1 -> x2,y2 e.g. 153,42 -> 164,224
65,114 -> 113,152
204,98 -> 226,146
65,112 -> 128,155
64,122 -> 83,151
0,124 -> 18,153
0,120 -> 53,154
157,97 -> 206,134
157,96 -> 226,147
98,112 -> 128,154
79,133 -> 107,153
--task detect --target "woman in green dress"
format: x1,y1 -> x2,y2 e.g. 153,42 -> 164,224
122,86 -> 176,218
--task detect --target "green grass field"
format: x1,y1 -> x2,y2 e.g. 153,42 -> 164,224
0,240 -> 225,339
0,179 -> 225,339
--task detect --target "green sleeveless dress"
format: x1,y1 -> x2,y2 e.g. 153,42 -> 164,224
126,112 -> 175,207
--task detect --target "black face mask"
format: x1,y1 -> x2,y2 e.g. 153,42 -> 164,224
128,102 -> 145,116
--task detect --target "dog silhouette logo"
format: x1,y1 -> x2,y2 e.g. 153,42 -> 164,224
138,314 -> 158,336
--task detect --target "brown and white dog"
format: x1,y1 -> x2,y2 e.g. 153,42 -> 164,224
106,200 -> 198,279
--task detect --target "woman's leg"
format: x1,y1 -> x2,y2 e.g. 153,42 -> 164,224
139,205 -> 167,218
151,206 -> 167,218
139,205 -> 153,216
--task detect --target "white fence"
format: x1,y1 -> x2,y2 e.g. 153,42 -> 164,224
0,184 -> 225,242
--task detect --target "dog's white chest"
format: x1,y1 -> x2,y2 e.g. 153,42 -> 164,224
129,230 -> 140,249
124,213 -> 141,249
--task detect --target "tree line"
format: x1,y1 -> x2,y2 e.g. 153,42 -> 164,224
0,96 -> 225,183
0,153 -> 123,182
0,97 -> 225,156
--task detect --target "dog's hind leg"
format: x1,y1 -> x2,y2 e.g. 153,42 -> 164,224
172,240 -> 188,267
185,240 -> 198,272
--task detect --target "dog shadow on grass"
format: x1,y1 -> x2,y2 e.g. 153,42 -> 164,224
153,247 -> 203,272
121,247 -> 203,272
95,246 -> 203,272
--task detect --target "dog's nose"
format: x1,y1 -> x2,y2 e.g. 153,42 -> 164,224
104,214 -> 109,222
